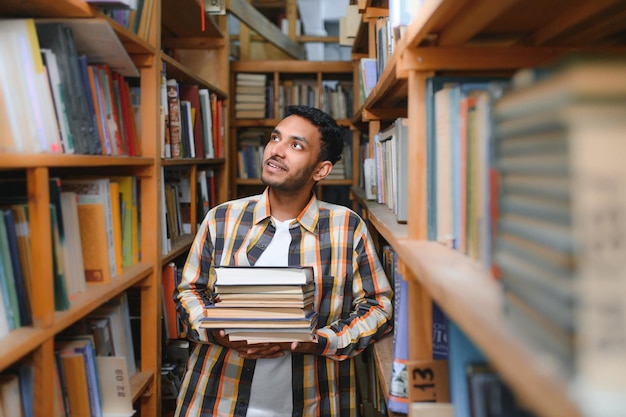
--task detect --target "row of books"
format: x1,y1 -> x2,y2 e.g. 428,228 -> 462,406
88,0 -> 154,41
382,245 -> 449,414
0,175 -> 139,336
160,73 -> 225,160
233,72 -> 354,120
365,118 -> 410,223
234,73 -> 268,119
0,19 -> 142,156
447,322 -> 535,417
200,266 -> 318,343
426,76 -> 509,266
160,168 -> 217,255
491,56 -> 626,413
0,293 -> 137,417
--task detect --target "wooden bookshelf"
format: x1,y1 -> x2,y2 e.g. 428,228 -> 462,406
351,1 -> 626,417
0,0 -> 229,415
229,60 -> 356,202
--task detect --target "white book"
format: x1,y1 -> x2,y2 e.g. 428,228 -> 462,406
215,266 -> 314,286
41,48 -> 74,154
198,89 -> 214,158
0,19 -> 62,153
95,356 -> 135,417
160,167 -> 171,254
60,191 -> 87,296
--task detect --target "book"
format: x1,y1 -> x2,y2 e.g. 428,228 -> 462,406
52,354 -> 69,417
204,303 -> 314,320
162,262 -> 179,340
56,336 -> 102,417
0,211 -> 21,330
179,84 -> 205,159
216,296 -> 314,309
57,352 -> 92,417
60,191 -> 87,297
109,181 -> 124,275
214,265 -> 314,286
226,329 -> 316,343
200,311 -> 318,329
465,363 -> 534,417
88,294 -> 137,376
0,373 -> 25,417
0,19 -> 62,154
61,177 -> 117,280
36,21 -> 102,155
41,48 -> 74,154
447,322 -> 486,417
84,316 -> 115,357
166,79 -> 182,158
95,356 -> 134,417
198,89 -> 215,158
109,176 -> 139,266
2,209 -> 32,327
216,282 -> 315,296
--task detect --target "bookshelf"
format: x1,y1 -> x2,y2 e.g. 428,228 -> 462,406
229,60 -> 357,204
0,1 -> 228,416
351,1 -> 626,417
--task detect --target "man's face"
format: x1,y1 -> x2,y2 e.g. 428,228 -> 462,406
261,115 -> 324,192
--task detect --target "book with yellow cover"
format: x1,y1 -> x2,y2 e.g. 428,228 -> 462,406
59,353 -> 91,417
77,203 -> 111,283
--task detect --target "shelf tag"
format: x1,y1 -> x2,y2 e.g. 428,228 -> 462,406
408,359 -> 450,402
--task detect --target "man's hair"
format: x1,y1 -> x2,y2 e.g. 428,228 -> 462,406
284,105 -> 344,165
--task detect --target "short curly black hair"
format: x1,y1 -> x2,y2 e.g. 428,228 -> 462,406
283,105 -> 344,165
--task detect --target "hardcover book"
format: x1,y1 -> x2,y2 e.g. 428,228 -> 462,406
214,265 -> 314,286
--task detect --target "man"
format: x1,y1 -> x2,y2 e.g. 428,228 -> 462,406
174,105 -> 393,417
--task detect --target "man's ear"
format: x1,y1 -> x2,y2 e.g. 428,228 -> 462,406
312,160 -> 333,182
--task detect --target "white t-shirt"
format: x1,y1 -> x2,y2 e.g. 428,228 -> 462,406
246,217 -> 294,417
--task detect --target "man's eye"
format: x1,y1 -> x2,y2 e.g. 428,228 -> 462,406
292,143 -> 303,150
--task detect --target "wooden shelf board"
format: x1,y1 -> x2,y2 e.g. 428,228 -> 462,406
0,154 -> 153,170
351,187 -> 408,243
131,371 -> 154,402
0,263 -> 152,372
161,158 -> 226,166
395,240 -> 583,417
162,53 -> 228,97
162,235 -> 194,264
372,334 -> 405,417
402,0 -> 626,49
231,60 -> 353,74
319,178 -> 354,186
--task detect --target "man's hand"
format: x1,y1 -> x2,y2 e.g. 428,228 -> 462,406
212,329 -> 285,359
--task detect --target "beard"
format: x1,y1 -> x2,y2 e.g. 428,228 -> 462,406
261,159 -> 317,192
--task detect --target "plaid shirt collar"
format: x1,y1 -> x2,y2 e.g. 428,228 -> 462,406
253,187 -> 319,235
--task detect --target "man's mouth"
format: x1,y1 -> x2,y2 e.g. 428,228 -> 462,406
266,159 -> 287,171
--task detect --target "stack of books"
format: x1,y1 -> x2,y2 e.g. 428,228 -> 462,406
234,73 -> 267,119
200,266 -> 317,343
492,55 -> 626,387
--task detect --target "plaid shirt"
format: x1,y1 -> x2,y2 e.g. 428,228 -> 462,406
174,189 -> 393,417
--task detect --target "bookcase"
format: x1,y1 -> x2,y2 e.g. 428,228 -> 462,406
0,0 -> 229,416
229,60 -> 357,204
351,1 -> 626,417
